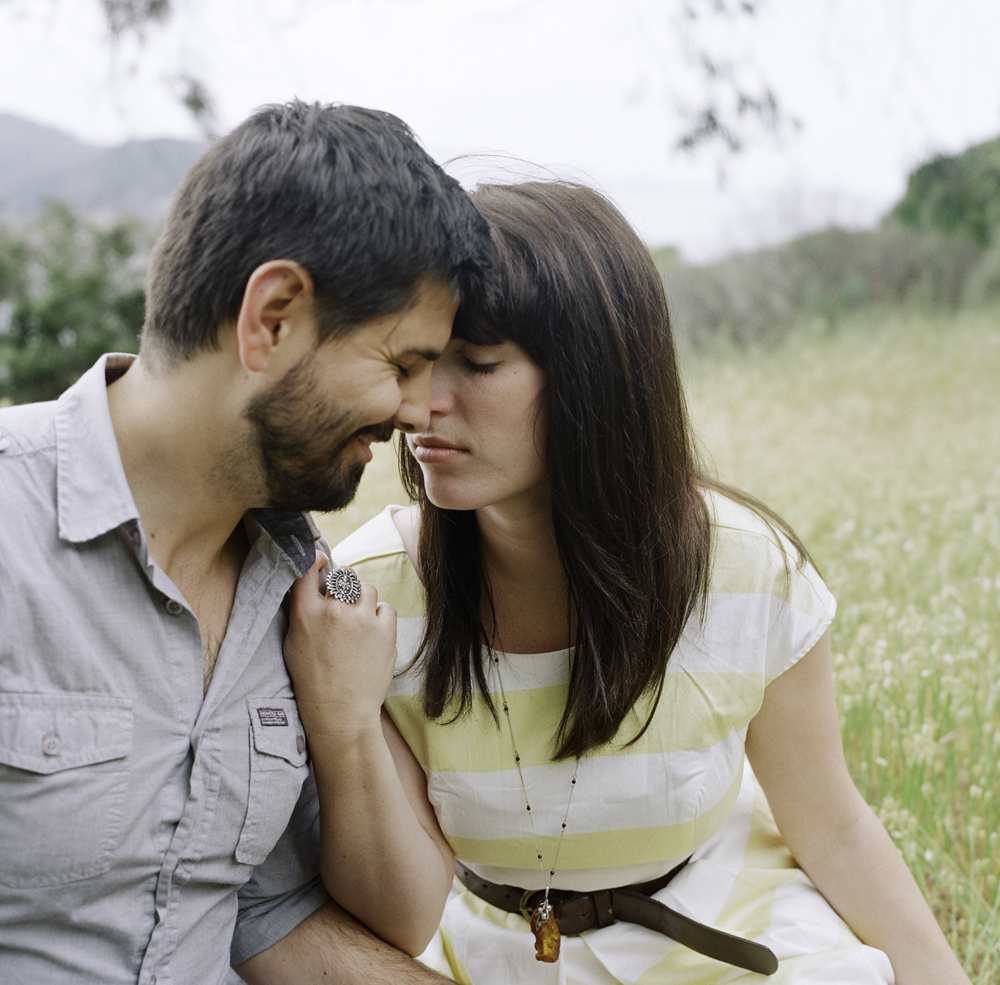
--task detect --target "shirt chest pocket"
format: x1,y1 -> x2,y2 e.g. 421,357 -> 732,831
0,693 -> 133,888
236,697 -> 310,866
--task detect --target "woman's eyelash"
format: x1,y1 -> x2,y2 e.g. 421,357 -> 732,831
463,358 -> 498,375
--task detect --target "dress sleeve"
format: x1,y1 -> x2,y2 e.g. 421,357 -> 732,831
705,493 -> 837,683
762,542 -> 837,681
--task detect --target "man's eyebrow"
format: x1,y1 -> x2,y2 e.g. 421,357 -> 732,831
403,347 -> 444,361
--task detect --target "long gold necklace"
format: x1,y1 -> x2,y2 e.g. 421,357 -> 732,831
492,652 -> 580,963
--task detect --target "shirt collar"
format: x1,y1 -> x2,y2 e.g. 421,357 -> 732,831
55,354 -> 141,544
55,354 -> 321,575
250,509 -> 321,577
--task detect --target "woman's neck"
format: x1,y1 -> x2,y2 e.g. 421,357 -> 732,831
475,501 -> 574,654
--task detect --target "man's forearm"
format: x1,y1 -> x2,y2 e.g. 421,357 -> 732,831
234,900 -> 453,984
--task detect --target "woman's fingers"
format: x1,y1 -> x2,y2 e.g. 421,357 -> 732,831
284,561 -> 398,736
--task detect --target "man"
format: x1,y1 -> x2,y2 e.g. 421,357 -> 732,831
0,101 -> 491,984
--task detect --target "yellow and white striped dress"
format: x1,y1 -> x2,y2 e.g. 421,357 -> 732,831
334,493 -> 895,984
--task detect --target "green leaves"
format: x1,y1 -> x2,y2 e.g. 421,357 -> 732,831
100,0 -> 172,40
0,202 -> 147,405
892,137 -> 1000,248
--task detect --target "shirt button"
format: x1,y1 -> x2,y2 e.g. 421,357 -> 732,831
42,734 -> 61,756
150,976 -> 157,985
164,599 -> 184,616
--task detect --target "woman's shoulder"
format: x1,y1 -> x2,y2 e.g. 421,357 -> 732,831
332,505 -> 426,617
698,489 -> 836,680
705,488 -> 793,559
333,504 -> 411,565
703,488 -> 833,614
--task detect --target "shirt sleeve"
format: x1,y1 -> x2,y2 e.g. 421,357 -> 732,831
232,524 -> 334,969
230,768 -> 331,967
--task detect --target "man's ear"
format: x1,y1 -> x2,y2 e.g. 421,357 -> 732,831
236,260 -> 316,374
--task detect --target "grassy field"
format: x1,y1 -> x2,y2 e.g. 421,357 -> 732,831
315,306 -> 1000,981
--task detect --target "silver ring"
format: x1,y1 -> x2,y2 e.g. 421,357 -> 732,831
326,566 -> 362,604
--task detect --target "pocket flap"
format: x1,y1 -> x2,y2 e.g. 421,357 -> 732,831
246,697 -> 308,766
0,694 -> 134,775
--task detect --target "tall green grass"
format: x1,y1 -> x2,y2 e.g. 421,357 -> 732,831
316,307 -> 1000,981
682,307 -> 1000,981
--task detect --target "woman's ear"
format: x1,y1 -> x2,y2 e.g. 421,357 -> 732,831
235,259 -> 316,374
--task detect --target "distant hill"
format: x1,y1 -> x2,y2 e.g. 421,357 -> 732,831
0,114 -> 204,222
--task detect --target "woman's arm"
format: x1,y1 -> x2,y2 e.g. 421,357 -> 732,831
745,629 -> 971,985
283,557 -> 453,957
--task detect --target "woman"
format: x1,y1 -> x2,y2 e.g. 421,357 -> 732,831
285,181 -> 971,983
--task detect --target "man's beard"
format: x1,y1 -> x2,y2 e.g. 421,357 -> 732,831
244,355 -> 393,513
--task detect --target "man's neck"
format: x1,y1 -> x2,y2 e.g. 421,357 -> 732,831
106,352 -> 260,579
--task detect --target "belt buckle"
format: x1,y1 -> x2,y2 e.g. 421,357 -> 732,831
519,889 -> 546,920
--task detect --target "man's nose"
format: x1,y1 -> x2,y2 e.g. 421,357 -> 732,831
426,363 -> 455,419
392,371 -> 433,433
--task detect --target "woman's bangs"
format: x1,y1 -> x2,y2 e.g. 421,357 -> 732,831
451,307 -> 506,346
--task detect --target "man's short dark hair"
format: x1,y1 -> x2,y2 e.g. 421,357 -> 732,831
143,101 -> 493,360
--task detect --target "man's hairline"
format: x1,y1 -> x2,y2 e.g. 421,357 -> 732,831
312,273 -> 460,359
139,270 -> 460,368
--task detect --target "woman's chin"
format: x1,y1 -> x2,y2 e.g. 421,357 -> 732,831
423,482 -> 485,513
426,494 -> 477,512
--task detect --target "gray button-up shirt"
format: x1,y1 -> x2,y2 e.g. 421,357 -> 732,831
0,356 -> 330,984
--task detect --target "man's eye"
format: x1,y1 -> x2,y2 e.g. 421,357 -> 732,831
397,364 -> 411,380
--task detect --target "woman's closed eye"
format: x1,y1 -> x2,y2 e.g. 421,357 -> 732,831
463,357 -> 499,375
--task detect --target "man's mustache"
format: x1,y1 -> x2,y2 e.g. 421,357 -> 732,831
356,420 -> 395,444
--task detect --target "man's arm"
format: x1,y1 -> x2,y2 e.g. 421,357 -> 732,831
234,900 -> 454,984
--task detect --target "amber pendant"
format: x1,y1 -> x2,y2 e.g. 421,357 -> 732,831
530,899 -> 561,962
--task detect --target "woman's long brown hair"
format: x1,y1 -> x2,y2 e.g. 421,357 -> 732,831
399,181 -> 807,760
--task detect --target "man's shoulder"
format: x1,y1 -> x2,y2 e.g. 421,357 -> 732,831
0,401 -> 61,553
0,399 -> 59,460
0,401 -> 59,517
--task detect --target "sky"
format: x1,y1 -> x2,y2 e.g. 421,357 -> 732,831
2,0 -> 1000,260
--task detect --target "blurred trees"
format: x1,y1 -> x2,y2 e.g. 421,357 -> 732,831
672,1 -> 795,157
101,0 -> 217,136
101,0 -> 171,36
5,126 -> 1000,405
3,4 -> 996,401
657,223 -> 985,348
891,137 -> 1000,306
892,136 -> 1000,247
655,133 -> 1000,348
81,0 -> 790,155
0,203 -> 146,404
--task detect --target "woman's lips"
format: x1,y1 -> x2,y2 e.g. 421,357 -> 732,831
411,435 -> 465,464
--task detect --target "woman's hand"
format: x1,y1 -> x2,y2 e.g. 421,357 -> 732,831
747,630 -> 972,985
284,554 -> 397,740
280,552 -> 453,957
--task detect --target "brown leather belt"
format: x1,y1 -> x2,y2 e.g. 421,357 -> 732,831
455,859 -> 778,977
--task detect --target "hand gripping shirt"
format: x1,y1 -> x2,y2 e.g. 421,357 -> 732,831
0,356 -> 329,985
